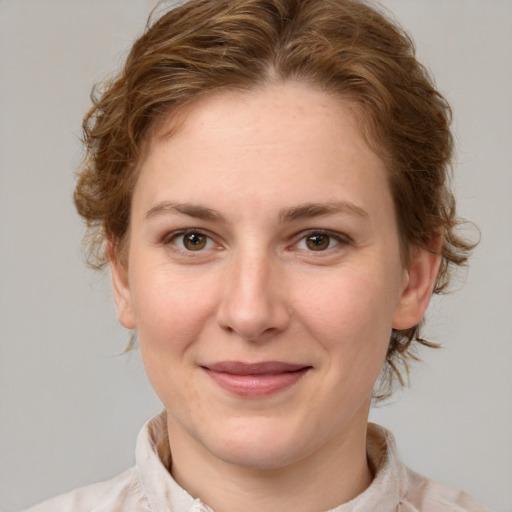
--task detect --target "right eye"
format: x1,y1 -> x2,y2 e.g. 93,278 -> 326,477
166,230 -> 215,252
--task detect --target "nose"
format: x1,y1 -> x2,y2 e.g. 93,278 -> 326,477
216,251 -> 291,342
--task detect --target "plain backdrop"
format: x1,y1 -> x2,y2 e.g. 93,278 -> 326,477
0,1 -> 511,511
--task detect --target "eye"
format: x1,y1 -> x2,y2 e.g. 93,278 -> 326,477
167,230 -> 215,251
294,231 -> 345,252
305,233 -> 334,251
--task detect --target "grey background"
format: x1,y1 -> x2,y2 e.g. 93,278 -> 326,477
0,1 -> 511,511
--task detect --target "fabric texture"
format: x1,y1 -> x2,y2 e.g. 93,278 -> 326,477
25,412 -> 490,512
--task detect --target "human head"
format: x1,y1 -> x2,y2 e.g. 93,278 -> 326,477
74,0 -> 473,398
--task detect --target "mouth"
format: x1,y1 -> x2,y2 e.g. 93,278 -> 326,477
201,361 -> 312,397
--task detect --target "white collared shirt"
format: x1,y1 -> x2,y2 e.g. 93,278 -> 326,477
25,412 -> 490,512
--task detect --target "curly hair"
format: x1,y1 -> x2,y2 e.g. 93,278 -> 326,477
75,0 -> 475,399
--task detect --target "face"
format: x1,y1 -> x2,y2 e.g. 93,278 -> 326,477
112,81 -> 437,471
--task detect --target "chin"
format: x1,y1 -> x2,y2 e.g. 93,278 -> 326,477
215,442 -> 302,470
202,416 -> 312,470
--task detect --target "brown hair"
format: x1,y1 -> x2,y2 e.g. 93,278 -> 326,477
75,0 -> 475,399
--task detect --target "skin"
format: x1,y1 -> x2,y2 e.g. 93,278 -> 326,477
110,81 -> 440,512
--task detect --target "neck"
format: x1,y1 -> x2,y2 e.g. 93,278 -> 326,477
167,413 -> 373,512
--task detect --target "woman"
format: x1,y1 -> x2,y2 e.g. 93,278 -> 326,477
25,0 -> 487,510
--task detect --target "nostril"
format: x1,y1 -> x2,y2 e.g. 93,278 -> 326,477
216,266 -> 291,341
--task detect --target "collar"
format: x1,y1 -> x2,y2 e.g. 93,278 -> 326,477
136,412 -> 410,512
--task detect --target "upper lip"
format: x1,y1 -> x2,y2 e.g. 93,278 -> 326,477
202,361 -> 310,375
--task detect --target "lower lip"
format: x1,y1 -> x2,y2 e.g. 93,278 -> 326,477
203,368 -> 309,397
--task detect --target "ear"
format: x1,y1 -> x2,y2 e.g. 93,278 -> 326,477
107,241 -> 136,330
392,240 -> 442,330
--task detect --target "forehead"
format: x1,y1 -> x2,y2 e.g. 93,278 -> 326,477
134,81 -> 392,221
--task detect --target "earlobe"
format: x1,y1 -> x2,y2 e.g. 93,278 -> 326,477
108,242 -> 136,330
392,244 -> 442,330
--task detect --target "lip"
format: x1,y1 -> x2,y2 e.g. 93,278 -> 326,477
201,361 -> 311,397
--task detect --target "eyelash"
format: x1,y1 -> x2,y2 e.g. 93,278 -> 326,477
162,229 -> 217,254
290,229 -> 351,253
162,228 -> 351,256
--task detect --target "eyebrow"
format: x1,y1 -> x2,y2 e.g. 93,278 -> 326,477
145,202 -> 226,222
145,200 -> 368,223
278,201 -> 368,223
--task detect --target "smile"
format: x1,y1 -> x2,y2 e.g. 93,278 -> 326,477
201,361 -> 311,398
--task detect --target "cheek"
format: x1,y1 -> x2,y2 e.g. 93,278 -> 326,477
294,269 -> 395,373
131,271 -> 220,408
130,268 -> 219,356
299,271 -> 395,338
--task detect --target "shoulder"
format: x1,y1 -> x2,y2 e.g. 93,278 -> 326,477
23,466 -> 149,512
366,424 -> 491,512
402,466 -> 491,512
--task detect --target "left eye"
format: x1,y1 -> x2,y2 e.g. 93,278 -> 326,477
296,232 -> 341,251
169,231 -> 215,251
